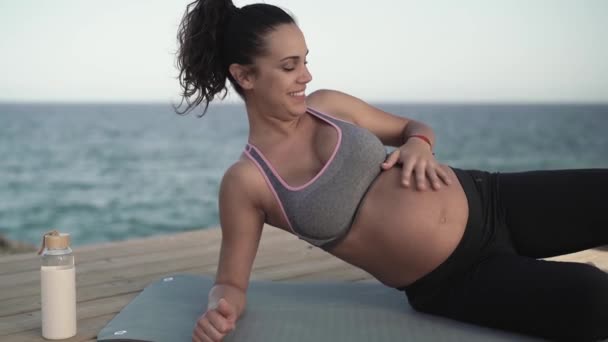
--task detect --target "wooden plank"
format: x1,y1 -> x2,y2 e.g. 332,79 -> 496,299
0,226 -> 297,280
0,248 -> 337,317
1,259 -> 362,336
0,264 -> 369,339
251,255 -> 349,281
2,313 -> 115,342
0,227 -> 226,275
0,293 -> 137,336
286,267 -> 375,283
1,244 -> 214,289
0,228 -> 216,265
0,230 -> 305,300
0,226 -> 292,275
0,248 -> 211,292
547,248 -> 608,271
0,249 -> 218,301
0,237 -> 331,316
0,271 -> 169,318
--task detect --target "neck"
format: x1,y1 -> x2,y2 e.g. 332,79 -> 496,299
245,99 -> 307,150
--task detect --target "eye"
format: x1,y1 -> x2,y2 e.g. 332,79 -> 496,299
283,60 -> 308,72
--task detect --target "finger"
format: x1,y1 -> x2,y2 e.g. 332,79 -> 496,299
436,166 -> 452,185
216,298 -> 237,322
382,150 -> 400,170
400,158 -> 416,187
193,330 -> 212,342
207,310 -> 234,334
426,166 -> 441,190
414,162 -> 427,191
192,326 -> 210,342
193,316 -> 207,342
201,317 -> 224,342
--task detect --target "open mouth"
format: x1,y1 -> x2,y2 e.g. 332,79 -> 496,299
289,90 -> 305,97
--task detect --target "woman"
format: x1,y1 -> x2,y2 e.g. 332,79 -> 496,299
175,1 -> 608,341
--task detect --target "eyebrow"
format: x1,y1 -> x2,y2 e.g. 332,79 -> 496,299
280,50 -> 309,62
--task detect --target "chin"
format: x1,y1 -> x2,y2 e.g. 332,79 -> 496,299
286,103 -> 307,116
295,106 -> 308,116
297,100 -> 309,112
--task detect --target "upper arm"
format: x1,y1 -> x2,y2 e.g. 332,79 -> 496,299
307,89 -> 410,147
214,161 -> 265,292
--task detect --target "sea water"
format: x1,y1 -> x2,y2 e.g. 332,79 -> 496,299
1,102 -> 607,246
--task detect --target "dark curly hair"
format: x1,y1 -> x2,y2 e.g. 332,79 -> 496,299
173,0 -> 295,117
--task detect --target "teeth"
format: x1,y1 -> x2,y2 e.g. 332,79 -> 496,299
290,91 -> 305,96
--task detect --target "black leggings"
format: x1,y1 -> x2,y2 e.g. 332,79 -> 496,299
400,168 -> 608,341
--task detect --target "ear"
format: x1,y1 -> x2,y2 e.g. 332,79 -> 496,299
228,63 -> 255,91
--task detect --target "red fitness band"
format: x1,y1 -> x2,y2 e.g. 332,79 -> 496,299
407,134 -> 435,155
408,134 -> 432,149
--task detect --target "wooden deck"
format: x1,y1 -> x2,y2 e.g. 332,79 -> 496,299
1,226 -> 607,341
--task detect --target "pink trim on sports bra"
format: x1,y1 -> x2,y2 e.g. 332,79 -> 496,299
244,146 -> 297,235
246,109 -> 343,191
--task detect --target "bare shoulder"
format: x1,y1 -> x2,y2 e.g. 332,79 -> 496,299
222,156 -> 257,187
306,89 -> 398,126
306,89 -> 410,147
220,155 -> 266,207
306,89 -> 359,123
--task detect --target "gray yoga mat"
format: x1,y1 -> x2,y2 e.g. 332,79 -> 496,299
97,274 -> 540,342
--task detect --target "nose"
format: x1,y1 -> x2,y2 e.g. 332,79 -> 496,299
298,64 -> 313,84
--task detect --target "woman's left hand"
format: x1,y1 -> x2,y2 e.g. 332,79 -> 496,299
381,138 -> 452,191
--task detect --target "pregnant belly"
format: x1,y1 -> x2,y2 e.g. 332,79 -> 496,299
329,165 -> 469,288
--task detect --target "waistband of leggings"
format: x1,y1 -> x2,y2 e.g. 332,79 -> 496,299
397,167 -> 484,297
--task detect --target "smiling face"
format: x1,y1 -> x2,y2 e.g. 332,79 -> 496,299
240,23 -> 313,117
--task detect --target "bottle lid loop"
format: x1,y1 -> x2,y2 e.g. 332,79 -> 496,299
37,230 -> 71,255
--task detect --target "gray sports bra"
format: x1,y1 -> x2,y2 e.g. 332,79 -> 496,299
244,107 -> 387,249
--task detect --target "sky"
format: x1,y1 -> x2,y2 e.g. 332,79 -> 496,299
0,0 -> 607,104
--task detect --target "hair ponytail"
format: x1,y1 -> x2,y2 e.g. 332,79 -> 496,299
174,0 -> 237,116
174,0 -> 295,117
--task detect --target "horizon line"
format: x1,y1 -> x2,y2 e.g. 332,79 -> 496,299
1,99 -> 608,106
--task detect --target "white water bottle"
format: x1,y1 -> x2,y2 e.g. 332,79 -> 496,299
38,230 -> 77,339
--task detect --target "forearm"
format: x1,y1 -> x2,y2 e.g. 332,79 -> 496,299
208,283 -> 247,319
402,119 -> 435,150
